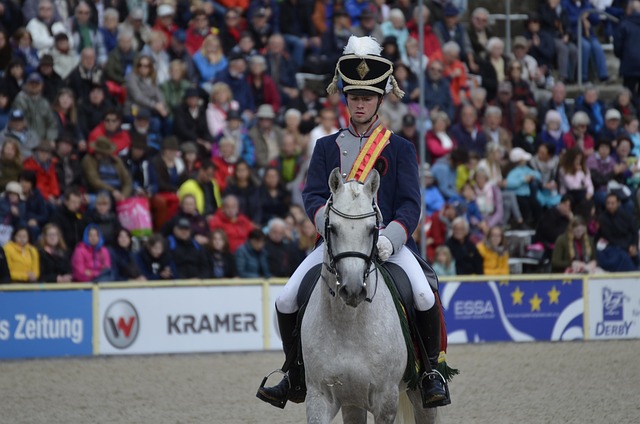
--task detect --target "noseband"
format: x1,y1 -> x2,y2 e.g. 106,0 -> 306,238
323,195 -> 380,303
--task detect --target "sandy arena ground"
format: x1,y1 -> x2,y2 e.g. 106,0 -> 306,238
2,340 -> 639,424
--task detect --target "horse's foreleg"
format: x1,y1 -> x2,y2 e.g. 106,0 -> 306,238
370,388 -> 399,424
407,389 -> 437,424
341,405 -> 367,424
305,388 -> 340,424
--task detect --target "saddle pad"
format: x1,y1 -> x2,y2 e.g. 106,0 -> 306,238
377,263 -> 422,389
379,262 -> 415,322
296,264 -> 323,309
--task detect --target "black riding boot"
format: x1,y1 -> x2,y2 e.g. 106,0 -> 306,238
256,308 -> 305,408
415,305 -> 450,408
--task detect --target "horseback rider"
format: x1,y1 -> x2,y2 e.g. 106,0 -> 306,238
257,35 -> 449,408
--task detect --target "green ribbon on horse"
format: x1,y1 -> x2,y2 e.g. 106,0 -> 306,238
377,265 -> 459,389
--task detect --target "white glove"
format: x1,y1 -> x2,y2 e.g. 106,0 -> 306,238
377,235 -> 393,262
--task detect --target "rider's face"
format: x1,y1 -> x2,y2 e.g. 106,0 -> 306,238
346,94 -> 380,125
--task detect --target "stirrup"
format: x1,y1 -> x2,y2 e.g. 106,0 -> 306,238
420,370 -> 451,408
256,369 -> 289,409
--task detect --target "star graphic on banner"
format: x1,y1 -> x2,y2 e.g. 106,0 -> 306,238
548,286 -> 561,304
530,293 -> 542,312
511,286 -> 524,305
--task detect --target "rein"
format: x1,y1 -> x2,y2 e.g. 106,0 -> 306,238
322,195 -> 380,303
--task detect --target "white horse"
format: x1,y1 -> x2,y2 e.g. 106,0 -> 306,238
301,169 -> 436,424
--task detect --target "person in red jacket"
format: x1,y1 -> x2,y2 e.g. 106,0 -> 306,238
425,202 -> 458,261
218,0 -> 250,14
153,4 -> 178,45
185,9 -> 215,55
212,137 -> 237,192
208,194 -> 254,253
407,6 -> 443,61
426,110 -> 457,163
88,109 -> 131,154
247,55 -> 281,113
22,140 -> 60,201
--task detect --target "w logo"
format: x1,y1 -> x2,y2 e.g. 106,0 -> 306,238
104,300 -> 140,349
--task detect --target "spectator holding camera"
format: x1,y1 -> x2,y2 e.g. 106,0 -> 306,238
135,234 -> 176,280
50,188 -> 86,249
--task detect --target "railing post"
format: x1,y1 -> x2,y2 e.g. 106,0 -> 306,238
505,0 -> 512,55
418,0 -> 427,259
577,16 -> 583,88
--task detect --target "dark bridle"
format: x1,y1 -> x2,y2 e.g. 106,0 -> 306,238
322,194 -> 380,303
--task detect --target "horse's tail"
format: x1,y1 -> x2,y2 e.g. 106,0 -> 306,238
395,391 -> 414,424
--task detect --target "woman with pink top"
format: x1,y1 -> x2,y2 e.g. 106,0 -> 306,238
71,224 -> 112,282
559,147 -> 594,218
206,82 -> 239,139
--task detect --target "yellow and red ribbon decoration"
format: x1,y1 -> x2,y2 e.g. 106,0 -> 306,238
347,125 -> 392,182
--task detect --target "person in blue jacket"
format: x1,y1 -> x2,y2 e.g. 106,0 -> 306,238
235,229 -> 271,278
563,0 -> 609,83
614,1 -> 640,102
258,35 -> 449,409
506,147 -> 543,227
213,52 -> 255,115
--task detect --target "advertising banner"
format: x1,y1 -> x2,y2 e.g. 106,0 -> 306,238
587,278 -> 640,340
440,279 -> 584,343
0,290 -> 93,359
98,286 -> 263,354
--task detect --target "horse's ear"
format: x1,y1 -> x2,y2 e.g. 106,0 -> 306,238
328,168 -> 343,194
365,169 -> 380,197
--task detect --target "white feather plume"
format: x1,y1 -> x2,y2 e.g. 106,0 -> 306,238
343,36 -> 382,57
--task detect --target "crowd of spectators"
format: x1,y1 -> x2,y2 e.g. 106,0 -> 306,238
0,0 -> 639,283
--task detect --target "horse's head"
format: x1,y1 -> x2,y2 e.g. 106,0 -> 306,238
324,168 -> 382,308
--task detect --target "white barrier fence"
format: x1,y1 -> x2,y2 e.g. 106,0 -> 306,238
1,274 -> 639,359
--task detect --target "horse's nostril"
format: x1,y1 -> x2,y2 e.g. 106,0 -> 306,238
338,285 -> 348,298
338,283 -> 367,307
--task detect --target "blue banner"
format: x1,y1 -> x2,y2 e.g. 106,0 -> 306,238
0,290 -> 93,359
440,279 -> 584,343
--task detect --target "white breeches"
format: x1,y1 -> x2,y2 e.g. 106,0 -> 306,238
276,243 -> 436,313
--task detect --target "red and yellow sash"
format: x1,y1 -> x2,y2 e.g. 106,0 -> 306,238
347,125 -> 392,182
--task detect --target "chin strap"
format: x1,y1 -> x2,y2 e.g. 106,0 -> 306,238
370,97 -> 383,123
